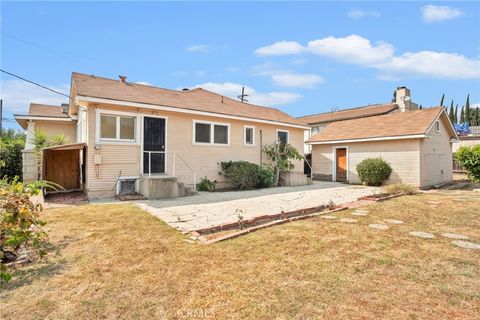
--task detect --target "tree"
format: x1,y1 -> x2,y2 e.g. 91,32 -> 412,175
476,107 -> 480,126
440,94 -> 445,107
472,107 -> 479,126
465,94 -> 471,125
456,145 -> 480,182
449,101 -> 455,123
31,129 -> 68,180
460,106 -> 465,123
0,129 -> 26,181
262,143 -> 303,186
454,105 -> 458,124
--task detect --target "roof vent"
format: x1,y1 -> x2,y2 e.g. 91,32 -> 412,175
182,88 -> 189,91
119,75 -> 127,83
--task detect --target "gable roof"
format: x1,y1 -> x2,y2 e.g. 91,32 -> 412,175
71,72 -> 308,128
297,103 -> 398,125
28,103 -> 69,118
307,107 -> 457,144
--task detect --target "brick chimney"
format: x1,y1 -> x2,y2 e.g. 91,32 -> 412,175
119,75 -> 127,83
395,86 -> 415,112
61,103 -> 69,114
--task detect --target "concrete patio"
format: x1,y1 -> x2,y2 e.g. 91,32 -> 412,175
136,181 -> 380,233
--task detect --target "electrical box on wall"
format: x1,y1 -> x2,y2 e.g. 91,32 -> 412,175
94,154 -> 102,165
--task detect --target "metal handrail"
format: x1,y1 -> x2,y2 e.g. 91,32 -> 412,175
143,150 -> 197,190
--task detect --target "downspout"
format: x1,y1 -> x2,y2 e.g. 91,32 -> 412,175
259,129 -> 263,164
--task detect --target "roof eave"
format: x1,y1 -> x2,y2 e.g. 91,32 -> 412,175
307,134 -> 427,145
75,95 -> 310,129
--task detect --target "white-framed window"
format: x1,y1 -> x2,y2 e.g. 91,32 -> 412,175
193,120 -> 230,145
244,125 -> 255,146
99,113 -> 136,141
276,129 -> 289,145
435,120 -> 440,132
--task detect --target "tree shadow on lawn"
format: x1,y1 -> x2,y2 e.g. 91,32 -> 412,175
0,235 -> 78,291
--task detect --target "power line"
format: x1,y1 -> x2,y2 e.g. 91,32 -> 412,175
0,68 -> 73,101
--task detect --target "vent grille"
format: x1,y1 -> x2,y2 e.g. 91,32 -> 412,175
118,179 -> 137,195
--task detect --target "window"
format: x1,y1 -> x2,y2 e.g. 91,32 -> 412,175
193,121 -> 230,145
244,126 -> 255,146
277,130 -> 289,145
100,114 -> 136,141
435,120 -> 440,132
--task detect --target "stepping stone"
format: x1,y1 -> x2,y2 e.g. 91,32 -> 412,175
369,223 -> 389,230
452,240 -> 480,250
339,218 -> 358,223
441,233 -> 469,240
352,211 -> 368,216
409,231 -> 436,239
384,219 -> 404,224
320,215 -> 337,219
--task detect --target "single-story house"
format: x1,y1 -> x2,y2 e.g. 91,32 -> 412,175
306,107 -> 458,188
15,72 -> 310,199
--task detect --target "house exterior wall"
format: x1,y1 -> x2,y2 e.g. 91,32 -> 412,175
452,137 -> 480,153
311,139 -> 422,186
82,102 -> 305,198
35,121 -> 77,145
419,118 -> 453,187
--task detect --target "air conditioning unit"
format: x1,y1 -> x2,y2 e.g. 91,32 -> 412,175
116,177 -> 139,195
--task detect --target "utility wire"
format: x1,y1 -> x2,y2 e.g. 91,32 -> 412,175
0,69 -> 73,101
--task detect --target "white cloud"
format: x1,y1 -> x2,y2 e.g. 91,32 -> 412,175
187,45 -> 210,53
254,41 -> 304,56
193,82 -> 301,106
135,81 -> 151,86
292,58 -> 308,65
271,73 -> 324,88
348,9 -> 381,19
0,79 -> 69,114
307,35 -> 394,65
421,5 -> 463,23
376,51 -> 480,79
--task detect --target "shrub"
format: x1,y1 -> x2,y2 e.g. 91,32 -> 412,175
455,145 -> 480,182
383,183 -> 416,195
197,177 -> 216,191
0,178 -> 49,282
0,129 -> 25,181
356,158 -> 392,186
256,165 -> 275,188
221,161 -> 260,190
262,143 -> 304,186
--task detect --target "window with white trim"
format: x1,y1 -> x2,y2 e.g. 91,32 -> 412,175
193,121 -> 229,145
100,114 -> 136,141
244,126 -> 255,145
435,120 -> 440,132
277,130 -> 289,145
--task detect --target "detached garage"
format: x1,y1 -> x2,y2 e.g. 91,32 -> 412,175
307,107 -> 458,189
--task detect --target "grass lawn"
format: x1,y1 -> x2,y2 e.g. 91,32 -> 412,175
1,190 -> 479,319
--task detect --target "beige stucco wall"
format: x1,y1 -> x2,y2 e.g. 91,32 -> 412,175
311,139 -> 422,186
452,138 -> 480,153
82,102 -> 306,198
419,117 -> 453,187
36,121 -> 76,144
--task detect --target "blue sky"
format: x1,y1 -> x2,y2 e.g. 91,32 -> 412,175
1,1 -> 479,129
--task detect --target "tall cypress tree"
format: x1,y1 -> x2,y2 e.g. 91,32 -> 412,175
465,94 -> 471,125
440,94 -> 445,107
449,101 -> 455,123
454,104 -> 458,124
472,108 -> 479,126
460,106 -> 465,123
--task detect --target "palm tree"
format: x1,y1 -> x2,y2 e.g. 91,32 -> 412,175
31,129 -> 68,179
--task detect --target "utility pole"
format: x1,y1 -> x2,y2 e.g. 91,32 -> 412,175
237,86 -> 249,103
0,99 -> 3,134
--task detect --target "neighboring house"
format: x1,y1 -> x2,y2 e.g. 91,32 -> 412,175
15,72 -> 309,199
299,87 -> 419,154
306,107 -> 458,188
452,126 -> 480,153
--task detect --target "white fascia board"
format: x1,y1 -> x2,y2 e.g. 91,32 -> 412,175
76,95 -> 310,130
307,134 -> 427,145
14,116 -> 74,122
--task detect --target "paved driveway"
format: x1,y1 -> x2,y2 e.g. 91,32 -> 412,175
137,181 -> 379,233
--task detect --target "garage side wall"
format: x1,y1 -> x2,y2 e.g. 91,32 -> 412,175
420,118 -> 453,188
312,139 -> 422,186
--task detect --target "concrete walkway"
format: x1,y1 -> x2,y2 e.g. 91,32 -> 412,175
137,182 -> 379,232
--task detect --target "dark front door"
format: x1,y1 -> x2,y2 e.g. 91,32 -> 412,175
143,117 -> 166,174
335,148 -> 347,182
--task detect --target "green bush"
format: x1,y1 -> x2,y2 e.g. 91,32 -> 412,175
456,145 -> 480,182
0,129 -> 25,181
221,161 -> 260,190
197,177 -> 216,191
356,158 -> 392,186
0,178 -> 49,282
257,165 -> 275,188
